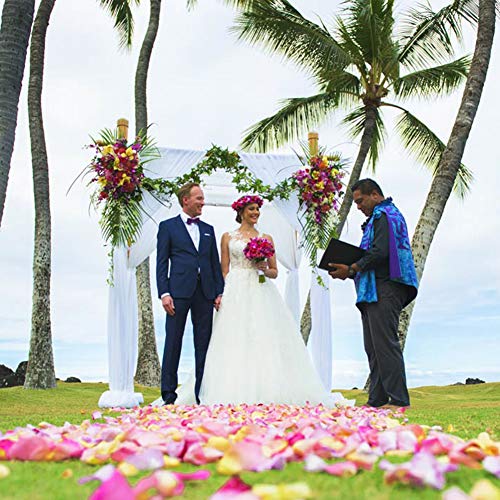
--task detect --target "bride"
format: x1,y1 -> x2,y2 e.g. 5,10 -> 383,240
161,195 -> 352,407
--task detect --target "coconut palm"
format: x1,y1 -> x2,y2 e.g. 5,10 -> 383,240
25,1 -> 138,389
397,0 -> 496,353
24,0 -> 58,389
133,0 -> 273,387
0,0 -> 35,227
133,0 -> 163,387
233,0 -> 478,342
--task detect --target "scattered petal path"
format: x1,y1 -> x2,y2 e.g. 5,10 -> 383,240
1,403 -> 499,498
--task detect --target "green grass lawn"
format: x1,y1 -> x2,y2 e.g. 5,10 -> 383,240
0,382 -> 499,499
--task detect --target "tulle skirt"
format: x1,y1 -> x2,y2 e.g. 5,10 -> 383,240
171,267 -> 353,407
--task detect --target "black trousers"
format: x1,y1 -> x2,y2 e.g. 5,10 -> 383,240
161,280 -> 214,404
357,280 -> 410,406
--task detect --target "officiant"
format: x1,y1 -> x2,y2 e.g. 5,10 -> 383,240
328,179 -> 418,408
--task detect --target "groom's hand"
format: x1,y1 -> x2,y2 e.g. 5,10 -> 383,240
214,295 -> 222,311
328,263 -> 349,280
162,295 -> 175,316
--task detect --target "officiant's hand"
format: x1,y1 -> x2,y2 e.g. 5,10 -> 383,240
162,295 -> 175,316
328,263 -> 349,280
214,295 -> 222,311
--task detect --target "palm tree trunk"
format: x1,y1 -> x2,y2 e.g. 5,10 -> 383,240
396,0 -> 496,353
134,0 -> 162,387
24,0 -> 57,389
0,0 -> 35,226
301,104 -> 378,344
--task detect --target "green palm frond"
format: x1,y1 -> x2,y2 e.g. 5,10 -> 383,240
188,0 -> 260,9
300,210 -> 338,268
240,93 -> 340,152
341,106 -> 386,169
100,197 -> 144,247
343,0 -> 396,69
98,0 -> 140,49
319,70 -> 361,108
335,17 -> 370,82
391,104 -> 473,197
232,0 -> 351,79
393,55 -> 470,99
398,0 -> 478,70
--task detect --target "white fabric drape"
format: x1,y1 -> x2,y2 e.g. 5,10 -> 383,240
98,247 -> 143,408
99,148 -> 334,406
307,269 -> 333,391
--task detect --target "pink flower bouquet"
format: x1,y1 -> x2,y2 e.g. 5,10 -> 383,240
243,237 -> 275,283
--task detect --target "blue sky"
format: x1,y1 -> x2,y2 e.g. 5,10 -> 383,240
0,0 -> 499,391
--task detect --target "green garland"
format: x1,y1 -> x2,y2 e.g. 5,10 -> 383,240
148,145 -> 294,203
83,132 -> 348,284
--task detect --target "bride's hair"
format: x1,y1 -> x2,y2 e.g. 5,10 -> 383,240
231,195 -> 263,223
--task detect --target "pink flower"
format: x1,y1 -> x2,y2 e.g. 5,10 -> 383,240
380,452 -> 458,489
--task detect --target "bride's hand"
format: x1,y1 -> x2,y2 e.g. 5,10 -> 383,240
256,261 -> 268,271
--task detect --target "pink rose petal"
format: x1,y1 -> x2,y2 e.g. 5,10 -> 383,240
483,456 -> 500,478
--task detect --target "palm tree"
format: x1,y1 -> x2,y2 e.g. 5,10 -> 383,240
25,1 -> 137,389
233,0 -> 477,342
397,0 -> 496,353
134,0 -> 162,387
24,0 -> 57,389
133,0 -> 270,387
0,0 -> 35,227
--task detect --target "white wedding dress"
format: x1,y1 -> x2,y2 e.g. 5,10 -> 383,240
154,230 -> 353,407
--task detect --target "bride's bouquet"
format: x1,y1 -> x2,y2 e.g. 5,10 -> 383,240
243,237 -> 275,283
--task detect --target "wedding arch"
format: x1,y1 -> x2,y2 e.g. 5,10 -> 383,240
95,120 -> 337,408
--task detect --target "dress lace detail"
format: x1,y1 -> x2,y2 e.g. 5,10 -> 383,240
227,230 -> 260,271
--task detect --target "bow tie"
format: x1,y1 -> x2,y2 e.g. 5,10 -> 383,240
186,217 -> 200,225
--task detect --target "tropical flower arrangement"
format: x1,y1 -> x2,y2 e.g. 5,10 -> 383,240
291,153 -> 347,275
243,237 -> 275,283
90,139 -> 144,204
79,128 -> 162,250
293,155 -> 345,225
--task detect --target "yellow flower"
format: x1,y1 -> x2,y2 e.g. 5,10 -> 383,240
98,177 -> 107,186
315,181 -> 324,190
252,482 -> 313,499
102,145 -> 114,156
118,463 -> 139,477
125,147 -> 134,158
311,171 -> 319,180
118,174 -> 131,186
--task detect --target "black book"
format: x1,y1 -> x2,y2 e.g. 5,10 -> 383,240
318,238 -> 366,271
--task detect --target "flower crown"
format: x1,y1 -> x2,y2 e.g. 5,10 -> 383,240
231,195 -> 264,212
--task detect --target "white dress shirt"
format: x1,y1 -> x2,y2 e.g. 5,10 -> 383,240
180,211 -> 200,250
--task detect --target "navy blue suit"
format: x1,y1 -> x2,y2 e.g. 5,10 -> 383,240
156,215 -> 224,403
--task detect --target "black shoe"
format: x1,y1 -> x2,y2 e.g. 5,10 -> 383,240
388,399 -> 410,407
162,394 -> 177,405
366,399 -> 389,408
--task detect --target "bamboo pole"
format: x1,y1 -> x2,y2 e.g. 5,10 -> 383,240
117,118 -> 129,140
308,131 -> 319,156
300,132 -> 319,345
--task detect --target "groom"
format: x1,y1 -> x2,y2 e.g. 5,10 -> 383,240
156,182 -> 224,404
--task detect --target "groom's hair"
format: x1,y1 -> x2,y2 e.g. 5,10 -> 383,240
351,178 -> 384,196
177,182 -> 200,207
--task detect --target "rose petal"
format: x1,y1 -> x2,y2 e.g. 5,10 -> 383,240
483,456 -> 500,479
